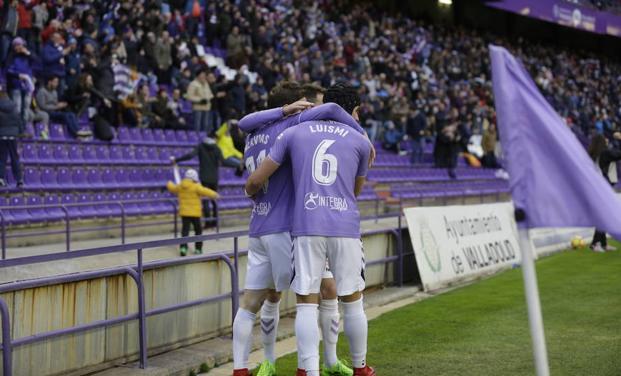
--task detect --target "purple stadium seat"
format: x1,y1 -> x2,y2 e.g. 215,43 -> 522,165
149,191 -> 171,214
128,168 -> 146,187
92,193 -> 112,216
187,130 -> 199,143
159,147 -> 173,162
100,168 -> 115,188
61,193 -> 82,219
68,144 -> 84,163
134,146 -> 148,163
82,144 -> 96,162
129,127 -> 143,143
146,147 -> 159,163
164,129 -> 176,144
34,123 -> 47,138
121,145 -> 135,163
23,167 -> 42,189
0,197 -> 14,224
106,192 -> 123,215
115,168 -> 130,188
53,144 -> 69,161
153,128 -> 165,144
87,168 -> 105,189
56,167 -> 71,188
109,145 -> 122,161
27,196 -> 47,222
8,196 -> 30,224
122,192 -> 141,215
49,123 -> 66,140
40,167 -> 57,188
175,129 -> 189,144
38,144 -> 53,162
20,143 -> 37,163
95,145 -> 110,161
117,127 -> 130,142
44,195 -> 65,221
77,193 -> 97,218
71,168 -> 89,189
142,128 -> 155,144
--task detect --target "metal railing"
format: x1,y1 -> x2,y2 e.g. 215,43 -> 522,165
0,195 -> 386,258
0,220 -> 405,376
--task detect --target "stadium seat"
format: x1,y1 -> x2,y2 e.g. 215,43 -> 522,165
82,145 -> 96,162
40,167 -> 57,189
117,127 -> 131,143
53,144 -> 69,161
153,128 -> 166,144
115,168 -> 130,189
49,123 -> 66,140
8,196 -> 31,224
109,145 -> 122,161
61,193 -> 82,219
76,193 -> 98,218
23,167 -> 42,189
56,167 -> 71,189
129,127 -> 143,143
86,168 -> 105,189
71,168 -> 89,189
68,144 -> 84,163
44,194 -> 65,221
121,145 -> 136,163
142,128 -> 155,144
38,143 -> 53,162
175,130 -> 189,144
20,143 -> 37,163
95,145 -> 110,161
27,196 -> 46,223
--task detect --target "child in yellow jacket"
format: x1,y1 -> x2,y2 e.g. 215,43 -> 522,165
167,169 -> 219,256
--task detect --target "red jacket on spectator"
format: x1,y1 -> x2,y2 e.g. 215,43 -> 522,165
17,1 -> 35,30
40,24 -> 57,44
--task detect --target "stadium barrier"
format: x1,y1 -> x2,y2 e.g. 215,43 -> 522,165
0,196 -> 386,255
0,220 -> 404,376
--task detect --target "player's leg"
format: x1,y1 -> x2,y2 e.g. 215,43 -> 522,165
257,232 -> 293,373
232,237 -> 274,375
292,236 -> 328,376
319,273 -> 352,376
327,238 -> 375,376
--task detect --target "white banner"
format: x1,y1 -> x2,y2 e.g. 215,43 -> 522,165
405,203 -> 521,291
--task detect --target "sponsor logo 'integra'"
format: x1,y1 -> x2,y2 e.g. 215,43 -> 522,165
304,192 -> 348,211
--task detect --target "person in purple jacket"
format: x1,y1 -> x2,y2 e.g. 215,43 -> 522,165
232,81 -> 366,376
41,32 -> 70,96
5,37 -> 35,122
246,83 -> 375,376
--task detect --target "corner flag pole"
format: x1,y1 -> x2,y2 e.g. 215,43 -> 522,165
515,209 -> 550,376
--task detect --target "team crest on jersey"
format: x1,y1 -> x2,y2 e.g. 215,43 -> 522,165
252,201 -> 271,216
304,192 -> 348,211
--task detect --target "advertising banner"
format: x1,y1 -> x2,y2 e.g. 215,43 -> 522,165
404,203 -> 521,291
487,0 -> 621,37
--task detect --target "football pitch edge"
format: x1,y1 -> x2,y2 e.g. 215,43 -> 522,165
267,246 -> 621,376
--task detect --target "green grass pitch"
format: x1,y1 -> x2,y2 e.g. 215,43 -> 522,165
272,244 -> 621,375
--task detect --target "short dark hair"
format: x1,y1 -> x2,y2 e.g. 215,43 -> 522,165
267,81 -> 302,108
324,82 -> 361,114
300,83 -> 325,104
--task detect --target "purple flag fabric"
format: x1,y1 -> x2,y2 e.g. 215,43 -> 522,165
490,45 -> 621,238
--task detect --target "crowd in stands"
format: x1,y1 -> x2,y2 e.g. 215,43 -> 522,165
2,0 -> 621,186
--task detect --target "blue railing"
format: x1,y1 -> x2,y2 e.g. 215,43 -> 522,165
0,219 -> 404,376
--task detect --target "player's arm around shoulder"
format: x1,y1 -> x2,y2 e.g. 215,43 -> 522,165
245,127 -> 292,196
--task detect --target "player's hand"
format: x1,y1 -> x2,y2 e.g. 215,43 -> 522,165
170,156 -> 176,165
282,100 -> 314,116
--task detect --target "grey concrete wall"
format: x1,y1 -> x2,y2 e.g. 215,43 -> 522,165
0,231 -> 397,376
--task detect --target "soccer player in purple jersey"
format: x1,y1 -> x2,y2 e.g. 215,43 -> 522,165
246,83 -> 376,376
232,82 -> 365,376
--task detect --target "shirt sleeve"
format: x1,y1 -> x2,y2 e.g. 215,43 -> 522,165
268,128 -> 291,165
357,140 -> 371,178
238,107 -> 284,132
299,103 -> 365,135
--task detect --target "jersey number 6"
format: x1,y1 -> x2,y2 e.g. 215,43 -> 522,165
313,139 -> 338,186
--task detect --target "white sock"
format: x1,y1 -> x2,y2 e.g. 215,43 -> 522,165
319,299 -> 340,367
295,304 -> 320,375
260,300 -> 280,363
232,308 -> 255,370
342,298 -> 368,369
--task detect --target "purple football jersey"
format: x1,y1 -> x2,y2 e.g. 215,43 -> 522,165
269,120 -> 371,238
243,104 -> 365,237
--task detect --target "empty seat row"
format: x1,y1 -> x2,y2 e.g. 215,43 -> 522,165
24,123 -> 203,146
0,191 -> 177,224
20,143 -> 195,165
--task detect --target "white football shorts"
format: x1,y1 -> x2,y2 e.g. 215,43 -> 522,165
245,232 -> 293,292
292,236 -> 365,296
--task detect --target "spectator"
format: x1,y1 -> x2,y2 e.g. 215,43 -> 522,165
171,137 -> 240,229
215,120 -> 244,169
185,69 -> 214,134
153,30 -> 173,84
481,123 -> 500,168
0,84 -> 24,188
226,25 -> 246,68
434,105 -> 461,179
36,76 -> 91,138
16,0 -> 33,49
31,1 -> 48,52
382,120 -> 404,154
153,88 -> 186,129
41,31 -> 70,95
407,108 -> 427,164
136,83 -> 163,128
166,168 -> 219,256
1,0 -> 19,65
5,37 -> 35,122
65,37 -> 81,89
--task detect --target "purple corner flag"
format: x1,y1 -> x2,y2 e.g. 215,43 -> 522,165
490,45 -> 621,238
